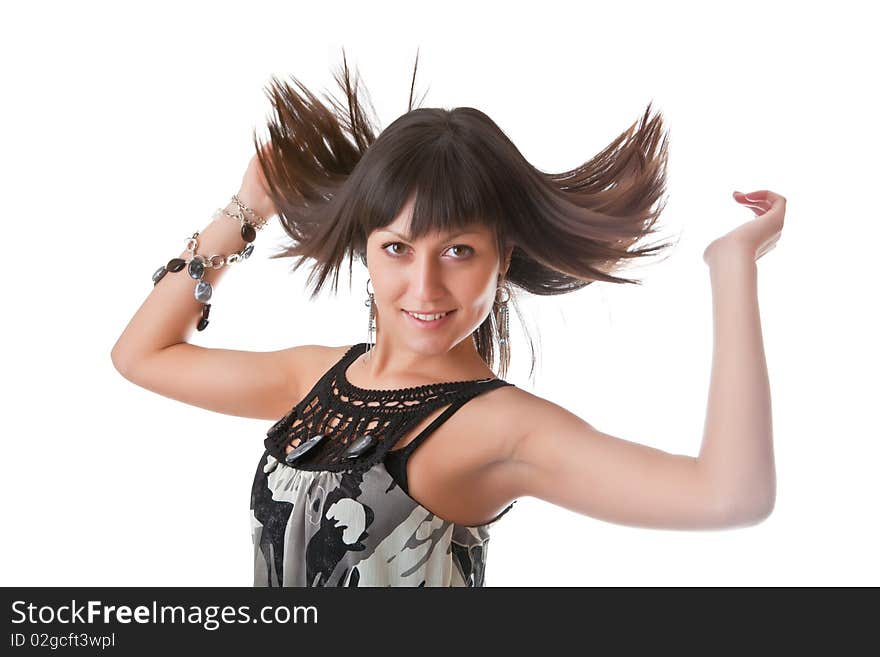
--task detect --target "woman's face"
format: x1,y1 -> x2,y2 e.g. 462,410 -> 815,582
365,195 -> 511,354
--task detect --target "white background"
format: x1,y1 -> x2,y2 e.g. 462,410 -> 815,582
2,0 -> 877,587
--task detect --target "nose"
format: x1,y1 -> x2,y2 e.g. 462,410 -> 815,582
409,252 -> 448,304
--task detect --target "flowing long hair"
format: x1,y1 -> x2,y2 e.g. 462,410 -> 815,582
251,49 -> 676,380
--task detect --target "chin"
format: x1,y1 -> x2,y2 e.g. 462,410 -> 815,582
401,333 -> 455,352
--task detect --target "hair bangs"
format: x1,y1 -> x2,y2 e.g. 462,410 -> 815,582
360,131 -> 505,245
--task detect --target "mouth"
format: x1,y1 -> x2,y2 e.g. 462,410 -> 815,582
402,308 -> 456,327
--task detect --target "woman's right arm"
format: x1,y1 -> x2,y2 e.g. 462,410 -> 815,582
110,153 -> 317,421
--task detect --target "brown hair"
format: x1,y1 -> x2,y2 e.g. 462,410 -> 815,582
251,49 -> 676,380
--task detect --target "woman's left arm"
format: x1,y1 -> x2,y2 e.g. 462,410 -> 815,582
697,189 -> 785,519
495,190 -> 784,529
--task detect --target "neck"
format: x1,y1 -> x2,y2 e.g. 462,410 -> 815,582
357,334 -> 493,386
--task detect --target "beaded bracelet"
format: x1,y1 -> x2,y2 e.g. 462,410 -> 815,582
150,194 -> 267,332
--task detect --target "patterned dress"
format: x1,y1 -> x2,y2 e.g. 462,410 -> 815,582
250,342 -> 517,587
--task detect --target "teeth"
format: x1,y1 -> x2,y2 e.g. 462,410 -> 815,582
407,311 -> 449,321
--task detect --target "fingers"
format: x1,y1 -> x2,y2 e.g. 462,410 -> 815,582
733,190 -> 773,216
734,189 -> 786,206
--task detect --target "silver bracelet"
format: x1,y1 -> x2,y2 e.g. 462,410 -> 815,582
212,193 -> 270,239
150,194 -> 266,332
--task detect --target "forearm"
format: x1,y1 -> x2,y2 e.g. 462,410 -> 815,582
697,253 -> 776,519
110,198 -> 250,369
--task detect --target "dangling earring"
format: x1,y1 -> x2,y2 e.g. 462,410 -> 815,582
495,278 -> 511,365
364,277 -> 376,356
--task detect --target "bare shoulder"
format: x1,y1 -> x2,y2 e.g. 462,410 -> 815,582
280,342 -> 349,367
472,384 -> 608,471
496,385 -> 590,425
443,385 -> 568,513
278,343 -> 352,405
467,383 -> 561,460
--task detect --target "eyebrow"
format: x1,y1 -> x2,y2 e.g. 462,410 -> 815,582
378,229 -> 483,241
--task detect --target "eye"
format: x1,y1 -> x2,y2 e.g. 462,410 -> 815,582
445,245 -> 474,259
381,242 -> 409,257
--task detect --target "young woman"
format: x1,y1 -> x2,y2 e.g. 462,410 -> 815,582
111,54 -> 782,587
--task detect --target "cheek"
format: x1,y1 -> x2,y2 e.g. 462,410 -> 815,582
367,265 -> 402,303
459,274 -> 498,312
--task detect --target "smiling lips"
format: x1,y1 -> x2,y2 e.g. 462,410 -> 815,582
403,309 -> 456,325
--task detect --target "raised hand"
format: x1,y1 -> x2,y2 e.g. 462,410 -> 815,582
703,189 -> 787,266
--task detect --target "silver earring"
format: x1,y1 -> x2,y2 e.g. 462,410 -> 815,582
495,279 -> 511,363
364,277 -> 375,355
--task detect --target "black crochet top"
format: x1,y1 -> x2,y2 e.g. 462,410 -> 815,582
263,342 -> 515,475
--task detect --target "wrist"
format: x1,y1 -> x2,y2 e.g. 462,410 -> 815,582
213,193 -> 270,239
703,240 -> 754,270
706,249 -> 757,282
235,187 -> 273,219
